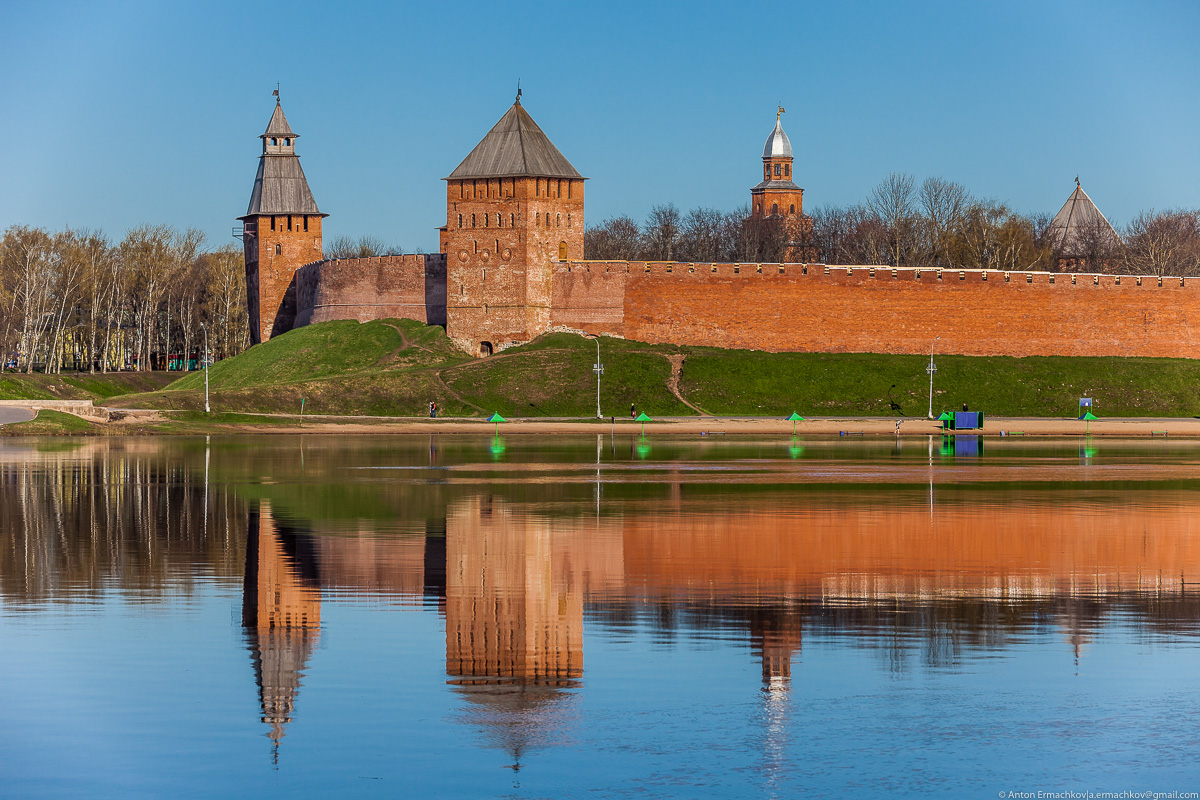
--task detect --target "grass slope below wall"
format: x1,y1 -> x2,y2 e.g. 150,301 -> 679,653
104,319 -> 1200,419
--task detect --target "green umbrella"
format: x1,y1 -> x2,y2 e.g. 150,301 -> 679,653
937,411 -> 953,429
488,412 -> 506,435
1081,410 -> 1098,435
787,411 -> 805,434
635,411 -> 651,435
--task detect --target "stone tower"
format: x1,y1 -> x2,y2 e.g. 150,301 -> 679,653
750,109 -> 815,262
440,94 -> 585,356
239,99 -> 326,345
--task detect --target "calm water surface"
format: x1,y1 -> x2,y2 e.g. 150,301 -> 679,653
1,434 -> 1199,799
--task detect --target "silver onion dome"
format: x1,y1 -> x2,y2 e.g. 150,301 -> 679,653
762,118 -> 793,159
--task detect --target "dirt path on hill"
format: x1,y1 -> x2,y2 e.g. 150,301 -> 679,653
665,353 -> 710,415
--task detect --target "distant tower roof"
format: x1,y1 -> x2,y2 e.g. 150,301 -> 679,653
240,100 -> 323,219
1048,180 -> 1117,254
762,116 -> 793,159
446,99 -> 584,181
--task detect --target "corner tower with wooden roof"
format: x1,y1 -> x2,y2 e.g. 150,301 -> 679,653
239,98 -> 326,344
1048,179 -> 1120,272
440,93 -> 585,357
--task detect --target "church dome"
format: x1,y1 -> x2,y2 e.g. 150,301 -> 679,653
762,118 -> 792,159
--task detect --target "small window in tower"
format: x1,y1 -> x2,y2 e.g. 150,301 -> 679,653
774,164 -> 781,177
287,216 -> 292,231
772,203 -> 778,215
472,214 -> 476,228
559,241 -> 567,261
285,138 -> 291,146
546,213 -> 550,226
270,217 -> 276,231
567,214 -> 572,227
484,213 -> 489,227
510,213 -> 515,227
556,214 -> 560,227
275,244 -> 281,255
271,138 -> 277,146
303,216 -> 309,232
535,214 -> 540,226
458,214 -> 463,228
790,204 -> 795,214
785,164 -> 790,177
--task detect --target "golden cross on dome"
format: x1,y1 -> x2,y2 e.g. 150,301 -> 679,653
777,105 -> 786,120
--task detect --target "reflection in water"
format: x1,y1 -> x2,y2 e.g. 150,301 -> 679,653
241,502 -> 321,761
3,436 -> 1200,791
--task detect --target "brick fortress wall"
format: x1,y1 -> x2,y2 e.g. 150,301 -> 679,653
294,254 -> 447,328
551,262 -> 1200,359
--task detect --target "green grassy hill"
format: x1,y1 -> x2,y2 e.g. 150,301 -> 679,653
101,318 -> 1200,419
0,372 -> 177,402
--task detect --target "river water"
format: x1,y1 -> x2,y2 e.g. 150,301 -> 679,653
1,434 -> 1198,798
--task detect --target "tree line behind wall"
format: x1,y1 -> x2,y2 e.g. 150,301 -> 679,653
0,224 -> 249,374
585,173 -> 1200,276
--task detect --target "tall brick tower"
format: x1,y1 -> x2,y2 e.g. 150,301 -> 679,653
750,108 -> 815,262
440,93 -> 585,356
239,99 -> 326,344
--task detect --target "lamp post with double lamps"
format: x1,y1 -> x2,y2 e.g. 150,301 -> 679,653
926,335 -> 940,419
201,323 -> 210,414
593,337 -> 604,419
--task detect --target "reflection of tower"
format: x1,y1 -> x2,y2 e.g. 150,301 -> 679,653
242,502 -> 321,760
747,608 -> 803,689
444,495 -> 584,768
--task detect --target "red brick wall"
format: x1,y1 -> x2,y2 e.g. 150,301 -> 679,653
294,254 -> 447,328
551,262 -> 1200,358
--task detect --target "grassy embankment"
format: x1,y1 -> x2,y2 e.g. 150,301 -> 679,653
0,372 -> 176,402
81,317 -> 1200,420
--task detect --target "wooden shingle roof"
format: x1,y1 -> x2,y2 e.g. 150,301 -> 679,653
447,100 -> 583,181
1048,182 -> 1117,255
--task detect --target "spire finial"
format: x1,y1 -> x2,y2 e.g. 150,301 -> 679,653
1075,175 -> 1080,187
777,104 -> 785,121
516,79 -> 522,105
273,83 -> 280,104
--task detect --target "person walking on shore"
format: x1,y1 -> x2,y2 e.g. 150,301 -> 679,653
630,403 -> 636,419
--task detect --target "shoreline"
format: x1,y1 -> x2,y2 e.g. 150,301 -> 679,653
3,411 -> 1192,437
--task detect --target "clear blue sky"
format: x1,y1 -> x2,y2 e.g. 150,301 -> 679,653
2,0 -> 1198,253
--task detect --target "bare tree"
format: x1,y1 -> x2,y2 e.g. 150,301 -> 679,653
584,216 -> 642,260
867,172 -> 918,266
643,204 -> 682,261
324,234 -> 397,259
917,177 -> 969,267
1121,209 -> 1200,277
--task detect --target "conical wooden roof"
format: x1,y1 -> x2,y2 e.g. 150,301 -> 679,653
447,100 -> 583,180
241,102 -> 322,218
262,102 -> 296,139
1048,182 -> 1117,254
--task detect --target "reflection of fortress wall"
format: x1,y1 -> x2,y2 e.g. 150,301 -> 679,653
314,533 -> 429,599
242,503 -> 321,748
620,502 -> 1200,600
445,496 -> 583,683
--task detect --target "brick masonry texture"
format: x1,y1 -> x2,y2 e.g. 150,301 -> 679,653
551,262 -> 1200,358
244,214 -> 324,344
295,254 -> 447,327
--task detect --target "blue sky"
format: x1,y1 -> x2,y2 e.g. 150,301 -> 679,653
2,0 -> 1198,252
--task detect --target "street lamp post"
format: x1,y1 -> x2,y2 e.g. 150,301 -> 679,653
201,323 -> 210,414
592,337 -> 604,419
926,335 -> 940,419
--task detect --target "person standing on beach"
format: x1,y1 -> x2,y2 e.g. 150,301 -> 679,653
630,403 -> 636,419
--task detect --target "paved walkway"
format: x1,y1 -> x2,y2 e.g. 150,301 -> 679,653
0,407 -> 35,426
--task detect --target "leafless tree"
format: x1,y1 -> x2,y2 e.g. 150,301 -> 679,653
1121,209 -> 1200,277
643,204 -> 682,261
917,177 -> 969,267
324,234 -> 398,259
584,216 -> 642,260
867,172 -> 918,266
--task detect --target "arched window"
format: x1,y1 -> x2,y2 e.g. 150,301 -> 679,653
790,204 -> 795,214
284,138 -> 291,146
559,241 -> 567,260
270,138 -> 277,146
535,214 -> 540,226
772,203 -> 778,215
556,214 -> 560,227
546,213 -> 550,226
497,213 -> 502,227
275,243 -> 281,255
480,341 -> 493,357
